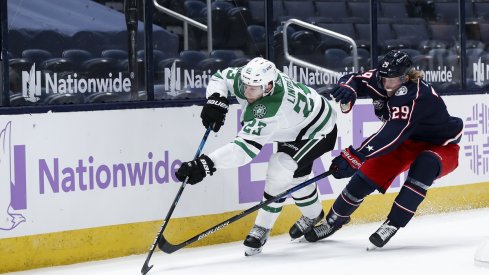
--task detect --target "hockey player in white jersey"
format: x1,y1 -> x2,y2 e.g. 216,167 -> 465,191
175,57 -> 338,256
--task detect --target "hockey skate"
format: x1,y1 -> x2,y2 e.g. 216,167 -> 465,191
304,216 -> 350,242
244,225 -> 271,256
289,210 -> 325,240
368,220 -> 399,248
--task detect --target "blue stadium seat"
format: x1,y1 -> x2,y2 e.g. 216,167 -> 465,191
101,49 -> 128,61
197,57 -> 227,73
283,0 -> 315,21
247,25 -> 266,55
62,49 -> 94,70
316,23 -> 356,50
210,50 -> 239,67
315,1 -> 349,19
81,57 -> 121,77
43,93 -> 84,105
324,48 -> 348,70
22,49 -> 53,65
380,2 -> 409,19
180,50 -> 207,68
229,57 -> 252,67
32,30 -> 69,57
227,7 -> 252,50
71,31 -> 110,55
348,1 -> 372,19
41,58 -> 76,72
8,29 -> 33,57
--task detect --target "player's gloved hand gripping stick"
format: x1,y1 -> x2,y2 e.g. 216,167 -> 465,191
141,126 -> 212,275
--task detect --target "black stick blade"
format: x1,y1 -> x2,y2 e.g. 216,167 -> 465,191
141,263 -> 153,275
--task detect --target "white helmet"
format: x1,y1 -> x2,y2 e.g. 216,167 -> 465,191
241,57 -> 278,96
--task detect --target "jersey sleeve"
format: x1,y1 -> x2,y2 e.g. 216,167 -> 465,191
206,68 -> 237,98
208,115 -> 280,169
356,84 -> 427,158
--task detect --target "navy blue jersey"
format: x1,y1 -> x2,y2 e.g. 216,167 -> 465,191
338,69 -> 463,159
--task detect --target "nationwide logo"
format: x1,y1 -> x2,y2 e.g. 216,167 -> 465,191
473,57 -> 489,86
163,61 -> 214,93
22,63 -> 132,103
0,122 -> 27,231
282,62 -> 345,86
463,103 -> 489,175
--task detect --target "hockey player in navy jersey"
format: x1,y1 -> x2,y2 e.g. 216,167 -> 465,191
175,57 -> 338,256
305,50 -> 463,248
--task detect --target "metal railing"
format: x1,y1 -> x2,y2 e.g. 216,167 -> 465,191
153,0 -> 212,52
283,19 -> 359,75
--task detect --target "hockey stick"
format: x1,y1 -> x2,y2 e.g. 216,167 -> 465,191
158,170 -> 333,254
141,126 -> 212,275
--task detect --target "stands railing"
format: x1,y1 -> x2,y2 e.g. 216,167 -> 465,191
283,18 -> 359,75
153,0 -> 212,52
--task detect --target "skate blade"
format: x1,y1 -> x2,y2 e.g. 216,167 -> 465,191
245,247 -> 263,256
366,244 -> 379,251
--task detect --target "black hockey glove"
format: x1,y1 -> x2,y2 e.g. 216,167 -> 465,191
201,93 -> 229,132
331,84 -> 357,113
175,154 -> 216,185
329,146 -> 366,179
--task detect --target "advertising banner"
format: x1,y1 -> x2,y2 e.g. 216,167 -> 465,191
1,94 -> 488,239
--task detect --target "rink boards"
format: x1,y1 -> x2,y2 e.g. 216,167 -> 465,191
0,94 -> 488,272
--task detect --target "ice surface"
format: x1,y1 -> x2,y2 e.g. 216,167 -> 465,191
8,208 -> 489,275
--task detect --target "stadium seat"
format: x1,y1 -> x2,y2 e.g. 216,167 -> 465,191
81,57 -> 121,77
380,2 -> 409,19
315,1 -> 349,19
101,49 -> 129,61
316,23 -> 356,50
180,50 -> 207,68
62,49 -> 94,70
475,1 -> 489,20
85,92 -> 132,103
43,93 -> 84,105
229,56 -> 252,67
41,58 -> 76,73
283,0 -> 315,21
184,0 -> 206,19
348,1 -> 372,19
210,50 -> 239,67
434,1 -> 476,22
21,49 -> 53,65
428,24 -> 458,46
197,57 -> 227,73
247,25 -> 266,55
324,48 -> 348,70
8,29 -> 33,57
227,7 -> 252,50
71,31 -> 110,55
32,30 -> 69,57
137,49 -> 169,66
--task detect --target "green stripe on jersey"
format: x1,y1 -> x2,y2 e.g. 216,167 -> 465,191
234,140 -> 257,158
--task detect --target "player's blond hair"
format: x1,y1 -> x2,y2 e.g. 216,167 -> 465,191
406,69 -> 424,82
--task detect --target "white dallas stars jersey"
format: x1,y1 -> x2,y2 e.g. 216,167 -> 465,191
207,67 -> 337,169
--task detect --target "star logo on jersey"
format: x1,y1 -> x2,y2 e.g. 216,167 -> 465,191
366,145 -> 374,151
395,86 -> 408,96
252,104 -> 267,119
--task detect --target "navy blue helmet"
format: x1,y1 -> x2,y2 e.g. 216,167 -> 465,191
378,50 -> 413,78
